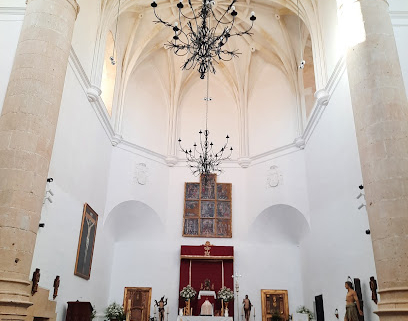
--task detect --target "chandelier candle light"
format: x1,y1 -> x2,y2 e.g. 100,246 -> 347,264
151,0 -> 256,79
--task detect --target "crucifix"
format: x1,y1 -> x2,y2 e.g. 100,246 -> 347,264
232,272 -> 242,321
82,215 -> 96,274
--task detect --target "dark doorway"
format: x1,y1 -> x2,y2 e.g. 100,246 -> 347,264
315,294 -> 325,321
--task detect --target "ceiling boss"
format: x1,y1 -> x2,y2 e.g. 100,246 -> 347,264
151,0 -> 256,79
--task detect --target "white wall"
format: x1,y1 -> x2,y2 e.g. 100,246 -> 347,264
248,57 -> 298,155
300,73 -> 378,320
105,160 -> 310,320
30,65 -> 114,319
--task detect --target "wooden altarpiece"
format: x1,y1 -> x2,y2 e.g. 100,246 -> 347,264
183,174 -> 232,238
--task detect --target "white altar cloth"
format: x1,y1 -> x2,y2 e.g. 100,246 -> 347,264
177,317 -> 233,321
198,291 -> 217,299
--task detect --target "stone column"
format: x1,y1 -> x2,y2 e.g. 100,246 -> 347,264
0,0 -> 79,319
342,0 -> 408,320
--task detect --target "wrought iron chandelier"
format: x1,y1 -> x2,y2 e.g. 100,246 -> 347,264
151,0 -> 256,79
178,75 -> 233,176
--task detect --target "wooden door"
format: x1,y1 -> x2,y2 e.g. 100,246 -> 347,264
261,290 -> 289,321
123,287 -> 152,321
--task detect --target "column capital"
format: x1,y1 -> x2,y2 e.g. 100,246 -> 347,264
26,0 -> 80,18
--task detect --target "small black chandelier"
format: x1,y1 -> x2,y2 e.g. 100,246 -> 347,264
178,76 -> 233,177
151,0 -> 256,79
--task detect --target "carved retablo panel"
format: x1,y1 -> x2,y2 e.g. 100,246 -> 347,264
183,174 -> 232,238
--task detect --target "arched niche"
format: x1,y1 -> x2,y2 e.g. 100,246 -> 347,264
121,57 -> 169,155
104,200 -> 165,242
177,75 -> 239,158
248,55 -> 298,155
249,204 -> 310,245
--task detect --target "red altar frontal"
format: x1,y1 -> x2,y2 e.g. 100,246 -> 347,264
179,243 -> 234,317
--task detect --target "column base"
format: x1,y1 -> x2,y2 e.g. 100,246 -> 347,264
375,288 -> 408,321
0,278 -> 32,321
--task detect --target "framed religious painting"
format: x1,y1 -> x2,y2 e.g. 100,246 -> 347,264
183,174 -> 232,238
74,203 -> 98,280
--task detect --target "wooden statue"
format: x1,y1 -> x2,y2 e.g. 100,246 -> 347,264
369,277 -> 378,304
31,268 -> 40,295
344,281 -> 363,321
154,296 -> 167,321
53,276 -> 60,299
243,295 -> 252,321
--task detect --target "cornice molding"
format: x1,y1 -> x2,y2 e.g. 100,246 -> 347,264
68,46 -> 115,142
390,11 -> 408,26
302,56 -> 346,145
0,6 -> 25,19
68,45 -> 346,168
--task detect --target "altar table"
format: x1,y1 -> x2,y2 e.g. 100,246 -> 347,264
177,317 -> 233,321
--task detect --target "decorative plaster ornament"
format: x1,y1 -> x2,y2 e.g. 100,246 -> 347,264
134,163 -> 149,185
267,165 -> 282,188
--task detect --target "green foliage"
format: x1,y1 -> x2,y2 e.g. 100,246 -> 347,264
296,305 -> 315,320
271,311 -> 282,321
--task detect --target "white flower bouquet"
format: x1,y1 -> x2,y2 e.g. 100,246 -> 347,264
180,285 -> 197,301
296,306 -> 314,320
217,286 -> 234,302
105,302 -> 125,320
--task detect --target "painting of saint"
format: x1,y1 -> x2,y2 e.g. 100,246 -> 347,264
75,203 -> 98,280
201,175 -> 216,199
216,184 -> 231,200
185,183 -> 200,199
201,219 -> 214,235
201,201 -> 215,218
184,218 -> 199,235
216,219 -> 231,237
185,200 -> 199,217
217,201 -> 231,218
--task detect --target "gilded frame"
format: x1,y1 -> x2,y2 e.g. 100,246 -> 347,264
261,289 -> 289,321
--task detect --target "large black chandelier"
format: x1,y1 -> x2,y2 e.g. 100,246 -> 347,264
151,0 -> 256,79
178,76 -> 233,177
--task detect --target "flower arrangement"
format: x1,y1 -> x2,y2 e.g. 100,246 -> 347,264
180,285 -> 197,301
217,286 -> 234,302
296,306 -> 314,320
91,305 -> 96,320
105,302 -> 125,321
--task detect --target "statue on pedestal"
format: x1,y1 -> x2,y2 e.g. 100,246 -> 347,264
154,296 -> 168,321
243,295 -> 252,321
344,281 -> 363,321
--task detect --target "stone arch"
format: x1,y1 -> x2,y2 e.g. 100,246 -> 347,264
104,200 -> 164,242
249,204 -> 310,245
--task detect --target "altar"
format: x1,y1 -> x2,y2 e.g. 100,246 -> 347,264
177,317 -> 233,321
179,243 -> 234,317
